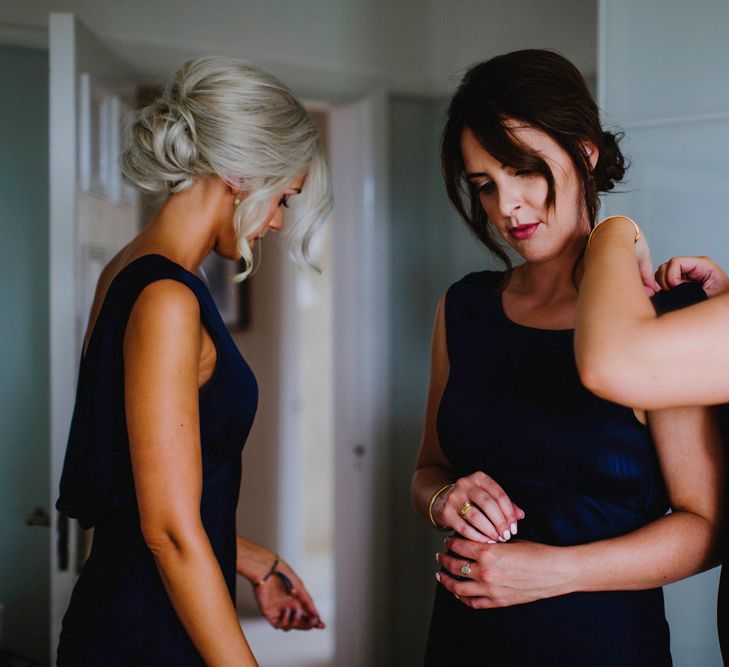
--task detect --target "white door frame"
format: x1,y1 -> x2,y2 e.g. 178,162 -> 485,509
330,92 -> 391,667
48,14 -> 81,653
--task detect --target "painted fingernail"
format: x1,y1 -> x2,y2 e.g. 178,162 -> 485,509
511,522 -> 518,535
435,553 -> 440,563
503,529 -> 511,541
443,537 -> 449,547
435,572 -> 441,582
486,539 -> 497,544
498,535 -> 506,543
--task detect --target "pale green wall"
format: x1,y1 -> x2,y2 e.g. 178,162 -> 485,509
387,94 -> 497,665
0,45 -> 50,662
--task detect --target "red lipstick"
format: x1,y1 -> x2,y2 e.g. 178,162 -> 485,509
509,223 -> 540,240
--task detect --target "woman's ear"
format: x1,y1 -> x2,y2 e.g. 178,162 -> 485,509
228,182 -> 244,206
581,141 -> 599,170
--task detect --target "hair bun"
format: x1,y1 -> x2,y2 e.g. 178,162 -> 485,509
594,130 -> 625,192
120,82 -> 205,193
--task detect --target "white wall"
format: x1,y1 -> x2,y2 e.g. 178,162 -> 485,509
599,1 -> 729,665
599,0 -> 729,272
429,0 -> 597,94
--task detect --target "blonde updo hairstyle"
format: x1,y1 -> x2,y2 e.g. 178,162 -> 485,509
121,56 -> 332,279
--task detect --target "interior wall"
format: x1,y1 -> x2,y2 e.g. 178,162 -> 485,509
0,45 -> 50,662
298,232 -> 334,559
428,0 -> 597,94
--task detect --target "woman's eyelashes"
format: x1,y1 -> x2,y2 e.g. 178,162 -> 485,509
477,180 -> 496,195
475,169 -> 535,195
278,194 -> 290,208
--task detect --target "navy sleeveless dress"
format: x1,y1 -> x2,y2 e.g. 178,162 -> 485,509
56,254 -> 258,666
424,270 -> 693,666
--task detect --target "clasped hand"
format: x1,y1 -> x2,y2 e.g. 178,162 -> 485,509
431,471 -> 525,544
431,472 -> 570,609
435,537 -> 571,609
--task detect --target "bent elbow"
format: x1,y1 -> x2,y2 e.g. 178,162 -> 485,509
575,334 -> 641,405
578,355 -> 645,408
577,354 -> 617,400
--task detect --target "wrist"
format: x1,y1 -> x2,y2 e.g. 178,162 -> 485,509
428,482 -> 454,531
556,545 -> 584,595
236,538 -> 276,582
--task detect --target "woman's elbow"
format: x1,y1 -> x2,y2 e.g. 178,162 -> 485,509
140,519 -> 202,558
576,351 -> 624,402
576,333 -> 650,405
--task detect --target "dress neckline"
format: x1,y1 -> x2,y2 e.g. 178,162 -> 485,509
496,279 -> 574,334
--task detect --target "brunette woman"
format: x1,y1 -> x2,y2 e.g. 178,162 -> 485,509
411,50 -> 723,665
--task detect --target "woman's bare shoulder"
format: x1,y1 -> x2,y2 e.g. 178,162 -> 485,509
128,279 -> 201,333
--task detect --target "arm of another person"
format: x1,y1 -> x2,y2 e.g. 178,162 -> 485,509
436,404 -> 724,607
575,217 -> 729,409
125,280 -> 257,667
411,296 -> 524,544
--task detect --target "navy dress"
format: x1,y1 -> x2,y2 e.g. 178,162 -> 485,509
424,271 -> 704,666
56,254 -> 258,666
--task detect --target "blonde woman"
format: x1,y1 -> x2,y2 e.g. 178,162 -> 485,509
56,57 -> 331,666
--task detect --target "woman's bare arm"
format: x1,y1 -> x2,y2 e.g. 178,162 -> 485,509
412,297 -> 523,544
575,217 -> 729,409
411,297 -> 457,521
125,280 -> 257,667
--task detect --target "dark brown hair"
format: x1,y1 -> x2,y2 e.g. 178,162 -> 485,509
442,49 -> 625,268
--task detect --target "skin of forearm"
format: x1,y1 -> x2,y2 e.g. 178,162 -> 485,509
563,511 -> 719,594
236,536 -> 275,582
412,465 -> 455,522
149,529 -> 258,667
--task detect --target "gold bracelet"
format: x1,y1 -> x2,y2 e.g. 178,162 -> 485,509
587,215 -> 641,249
427,483 -> 454,531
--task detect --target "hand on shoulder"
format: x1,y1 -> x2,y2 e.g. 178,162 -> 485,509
655,255 -> 729,298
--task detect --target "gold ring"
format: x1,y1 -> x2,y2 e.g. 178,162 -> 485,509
459,501 -> 473,517
460,563 -> 472,576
